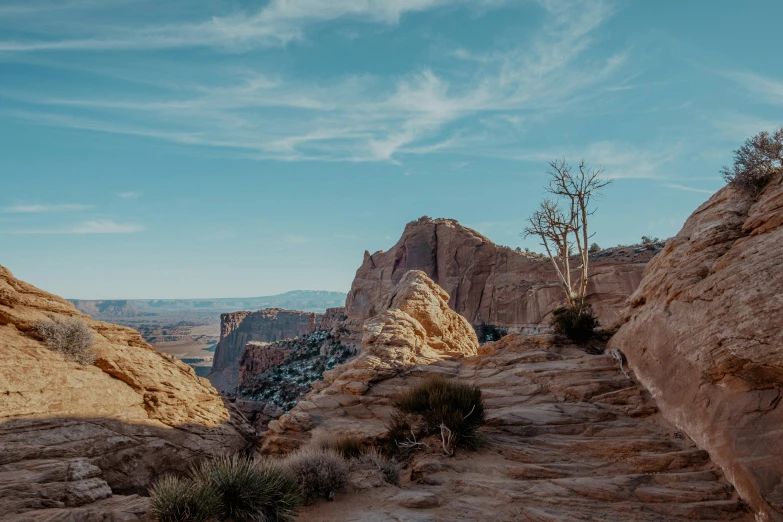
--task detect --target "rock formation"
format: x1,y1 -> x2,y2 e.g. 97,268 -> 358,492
318,306 -> 348,331
0,264 -> 254,521
608,177 -> 783,521
209,308 -> 318,392
262,272 -> 749,520
345,217 -> 655,335
262,271 -> 478,453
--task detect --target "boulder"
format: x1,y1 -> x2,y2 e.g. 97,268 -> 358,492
608,177 -> 783,521
0,264 -> 254,520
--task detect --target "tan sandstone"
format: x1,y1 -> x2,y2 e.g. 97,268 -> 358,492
344,217 -> 654,336
608,177 -> 783,522
0,264 -> 254,521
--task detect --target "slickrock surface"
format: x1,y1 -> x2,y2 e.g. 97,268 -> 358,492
345,217 -> 655,334
209,308 -> 318,392
294,333 -> 751,522
0,264 -> 254,521
262,271 -> 478,453
609,178 -> 783,521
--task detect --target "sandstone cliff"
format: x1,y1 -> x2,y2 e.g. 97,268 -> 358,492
209,308 -> 318,392
345,217 -> 654,335
609,177 -> 783,521
262,272 -> 750,521
0,264 -> 254,521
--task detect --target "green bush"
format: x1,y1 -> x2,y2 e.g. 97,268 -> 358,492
35,316 -> 96,365
149,475 -> 220,522
189,456 -> 301,522
283,448 -> 349,504
389,376 -> 485,455
550,297 -> 599,344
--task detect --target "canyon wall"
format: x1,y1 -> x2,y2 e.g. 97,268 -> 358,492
0,264 -> 254,520
209,308 -> 318,392
345,217 -> 655,334
609,178 -> 783,522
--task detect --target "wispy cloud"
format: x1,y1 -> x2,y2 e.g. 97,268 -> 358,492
3,203 -> 93,213
661,183 -> 717,195
117,191 -> 141,199
0,0 -> 506,53
726,71 -> 783,106
9,220 -> 143,234
2,0 -> 627,164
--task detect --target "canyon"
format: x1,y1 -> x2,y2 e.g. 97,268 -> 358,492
1,177 -> 781,521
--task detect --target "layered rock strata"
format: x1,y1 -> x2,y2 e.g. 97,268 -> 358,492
0,264 -> 254,521
609,177 -> 783,521
209,308 -> 318,392
345,217 -> 656,335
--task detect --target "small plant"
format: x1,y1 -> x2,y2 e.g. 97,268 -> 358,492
190,455 -> 301,522
35,316 -> 96,364
316,435 -> 363,459
390,377 -> 485,455
283,447 -> 349,504
149,474 -> 220,522
357,447 -> 400,485
721,127 -> 783,194
589,242 -> 601,253
550,296 -> 599,344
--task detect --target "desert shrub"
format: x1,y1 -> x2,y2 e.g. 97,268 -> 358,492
390,376 -> 485,455
473,323 -> 508,344
589,242 -> 601,253
721,127 -> 783,194
35,316 -> 96,364
316,435 -> 363,460
357,447 -> 400,485
190,455 -> 301,522
550,297 -> 599,345
283,447 -> 349,504
149,474 -> 220,522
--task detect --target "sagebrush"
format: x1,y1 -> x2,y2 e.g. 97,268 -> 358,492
149,475 -> 220,522
389,376 -> 485,455
721,127 -> 783,194
550,296 -> 599,345
315,435 -> 363,459
190,455 -> 301,522
283,447 -> 349,504
356,447 -> 400,485
150,456 -> 301,522
35,316 -> 96,364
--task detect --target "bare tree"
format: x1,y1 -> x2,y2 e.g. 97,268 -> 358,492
721,127 -> 783,194
523,160 -> 611,303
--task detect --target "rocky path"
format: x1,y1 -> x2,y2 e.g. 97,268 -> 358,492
296,334 -> 750,521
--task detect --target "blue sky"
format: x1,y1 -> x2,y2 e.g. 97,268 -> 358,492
1,0 -> 782,299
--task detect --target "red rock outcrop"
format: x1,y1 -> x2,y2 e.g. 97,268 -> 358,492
237,341 -> 292,389
0,264 -> 254,521
262,276 -> 750,520
209,308 -> 318,392
345,217 -> 654,335
608,178 -> 783,521
262,271 -> 479,453
318,306 -> 347,331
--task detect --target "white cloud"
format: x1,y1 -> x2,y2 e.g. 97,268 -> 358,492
661,183 -> 717,195
0,0 -> 507,52
726,71 -> 783,106
10,220 -> 143,234
3,0 -> 626,165
117,191 -> 141,199
3,203 -> 92,213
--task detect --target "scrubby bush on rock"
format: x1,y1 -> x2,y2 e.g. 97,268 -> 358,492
315,435 -> 363,460
190,455 -> 301,522
550,296 -> 599,345
150,456 -> 301,522
283,447 -> 349,504
721,127 -> 782,194
356,447 -> 401,485
149,475 -> 220,522
389,377 -> 485,456
35,315 -> 96,364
